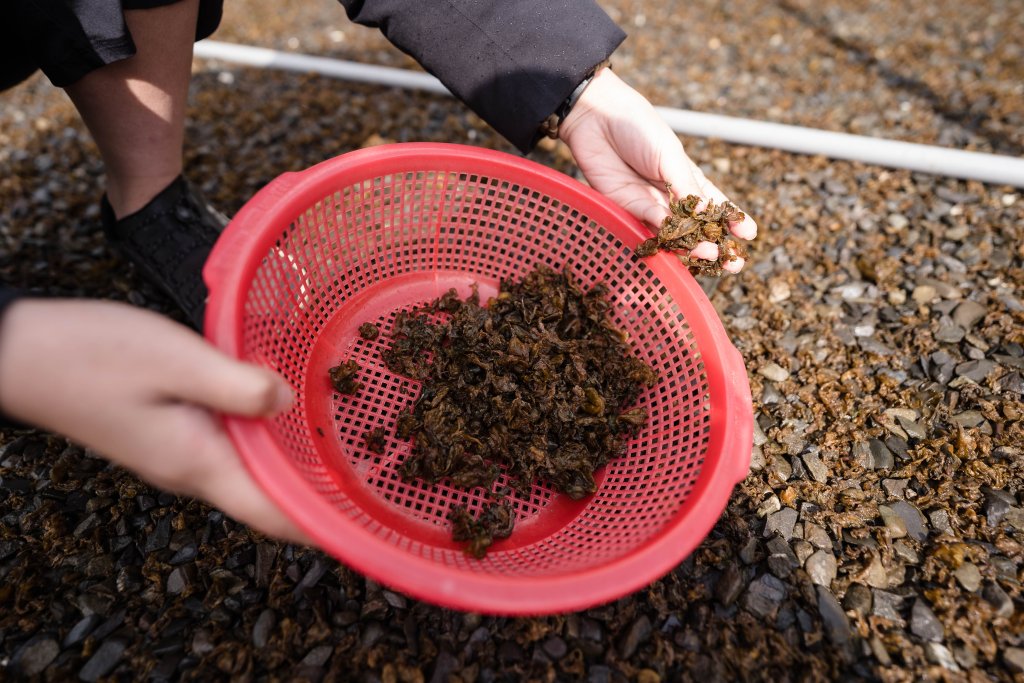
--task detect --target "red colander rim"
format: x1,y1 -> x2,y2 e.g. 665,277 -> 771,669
203,143 -> 752,615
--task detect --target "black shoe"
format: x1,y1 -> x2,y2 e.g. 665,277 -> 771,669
101,176 -> 229,330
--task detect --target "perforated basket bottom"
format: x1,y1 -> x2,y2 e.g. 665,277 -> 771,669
305,271 -> 605,552
239,168 -> 713,576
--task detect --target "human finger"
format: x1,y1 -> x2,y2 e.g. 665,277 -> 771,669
113,404 -> 309,546
721,240 -> 746,273
689,241 -> 719,261
660,143 -> 709,203
661,149 -> 758,241
191,425 -> 313,545
722,256 -> 746,274
696,174 -> 758,241
604,179 -> 672,230
729,214 -> 758,241
158,328 -> 293,417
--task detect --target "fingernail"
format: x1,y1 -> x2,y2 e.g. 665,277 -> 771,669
730,215 -> 758,240
689,241 -> 719,261
723,257 -> 745,274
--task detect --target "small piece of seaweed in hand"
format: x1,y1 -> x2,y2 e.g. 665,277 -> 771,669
448,501 -> 515,558
636,189 -> 749,276
328,359 -> 363,395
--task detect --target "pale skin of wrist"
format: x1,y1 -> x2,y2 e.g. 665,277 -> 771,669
559,67 -> 757,272
0,298 -> 310,545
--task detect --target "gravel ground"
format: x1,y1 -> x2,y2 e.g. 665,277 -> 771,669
1,0 -> 1022,680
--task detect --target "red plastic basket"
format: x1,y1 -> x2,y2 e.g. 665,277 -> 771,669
203,143 -> 752,615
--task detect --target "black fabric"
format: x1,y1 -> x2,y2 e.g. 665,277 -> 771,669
101,175 -> 228,331
0,0 -> 223,90
1,0 -> 625,152
0,289 -> 23,323
338,0 -> 626,153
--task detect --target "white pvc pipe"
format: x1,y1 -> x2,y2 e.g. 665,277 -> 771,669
653,108 -> 1024,188
194,40 -> 449,95
194,40 -> 1024,188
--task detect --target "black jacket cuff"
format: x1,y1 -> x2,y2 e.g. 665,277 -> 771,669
338,0 -> 626,153
0,288 -> 29,430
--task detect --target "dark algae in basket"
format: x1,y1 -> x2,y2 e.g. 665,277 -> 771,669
328,359 -> 363,395
366,264 -> 659,556
448,501 -> 515,559
636,189 -> 749,276
363,427 -> 386,454
358,322 -> 380,340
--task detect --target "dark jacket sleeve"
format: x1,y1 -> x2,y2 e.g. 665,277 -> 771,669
0,287 -> 27,429
337,0 -> 626,153
0,288 -> 19,314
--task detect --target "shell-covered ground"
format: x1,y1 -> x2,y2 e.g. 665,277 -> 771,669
1,0 -> 1021,680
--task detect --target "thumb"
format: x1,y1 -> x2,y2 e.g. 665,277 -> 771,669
166,335 -> 293,417
205,362 -> 293,417
660,147 -> 714,206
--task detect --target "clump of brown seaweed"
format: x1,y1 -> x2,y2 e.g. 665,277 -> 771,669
366,264 -> 659,556
636,190 -> 749,276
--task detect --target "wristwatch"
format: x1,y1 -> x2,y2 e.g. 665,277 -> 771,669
539,59 -> 611,140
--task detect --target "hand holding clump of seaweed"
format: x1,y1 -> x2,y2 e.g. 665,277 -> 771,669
635,187 -> 749,276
